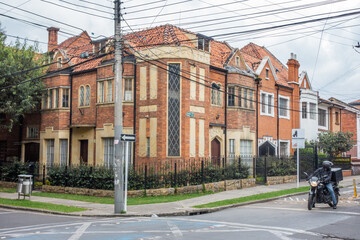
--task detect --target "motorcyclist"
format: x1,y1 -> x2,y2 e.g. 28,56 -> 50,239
309,161 -> 337,209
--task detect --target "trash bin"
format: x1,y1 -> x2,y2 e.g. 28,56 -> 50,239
17,175 -> 32,200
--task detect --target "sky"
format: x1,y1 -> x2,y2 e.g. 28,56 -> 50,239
0,0 -> 360,103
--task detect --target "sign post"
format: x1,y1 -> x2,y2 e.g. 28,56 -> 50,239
292,129 -> 305,188
120,134 -> 135,212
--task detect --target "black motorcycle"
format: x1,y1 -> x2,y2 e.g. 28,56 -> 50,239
304,172 -> 340,210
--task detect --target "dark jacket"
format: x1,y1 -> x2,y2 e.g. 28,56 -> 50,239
309,167 -> 332,183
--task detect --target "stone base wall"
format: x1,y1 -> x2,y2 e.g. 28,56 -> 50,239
267,175 -> 297,185
0,181 -> 17,188
39,178 -> 257,197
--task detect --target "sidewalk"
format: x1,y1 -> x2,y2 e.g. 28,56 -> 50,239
1,175 -> 359,217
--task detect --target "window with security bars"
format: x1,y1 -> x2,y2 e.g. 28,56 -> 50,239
228,86 -> 235,106
280,142 -> 289,157
107,80 -> 113,102
55,88 -> 59,108
318,109 -> 326,127
46,139 -> 54,167
85,85 -> 90,106
27,127 -> 39,139
302,102 -> 307,119
310,103 -> 316,120
79,86 -> 85,106
168,63 -> 181,156
279,97 -> 288,117
124,78 -> 133,102
62,88 -> 69,107
60,139 -> 68,167
103,138 -> 114,168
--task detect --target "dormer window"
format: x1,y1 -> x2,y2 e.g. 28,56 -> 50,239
93,39 -> 107,55
197,36 -> 210,52
236,56 -> 240,68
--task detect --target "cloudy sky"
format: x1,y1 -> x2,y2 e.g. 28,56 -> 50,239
0,0 -> 359,103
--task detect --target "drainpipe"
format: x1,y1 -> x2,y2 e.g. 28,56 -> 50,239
276,84 -> 280,158
133,58 -> 137,168
255,77 -> 261,157
68,75 -> 73,166
224,71 -> 228,160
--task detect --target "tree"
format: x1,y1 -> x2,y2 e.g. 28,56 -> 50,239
0,24 -> 45,131
317,131 -> 355,157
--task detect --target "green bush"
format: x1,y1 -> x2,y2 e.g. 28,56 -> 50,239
1,161 -> 29,182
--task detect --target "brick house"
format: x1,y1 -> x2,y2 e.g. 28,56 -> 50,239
241,43 -> 301,157
34,24 -> 259,168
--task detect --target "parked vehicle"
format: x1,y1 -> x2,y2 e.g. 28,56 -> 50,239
304,167 -> 343,210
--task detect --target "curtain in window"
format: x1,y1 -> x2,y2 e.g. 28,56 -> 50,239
60,139 -> 68,167
103,138 -> 114,168
80,86 -> 84,106
107,80 -> 113,102
46,139 -> 54,167
85,85 -> 90,106
98,82 -> 104,103
124,78 -> 132,101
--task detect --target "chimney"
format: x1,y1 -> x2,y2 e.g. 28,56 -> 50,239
287,52 -> 300,83
47,27 -> 60,52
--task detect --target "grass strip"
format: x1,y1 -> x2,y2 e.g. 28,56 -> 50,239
0,198 -> 87,213
194,186 -> 309,208
31,191 -> 214,205
0,187 -> 16,193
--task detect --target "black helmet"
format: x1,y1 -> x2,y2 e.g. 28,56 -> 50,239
322,161 -> 333,170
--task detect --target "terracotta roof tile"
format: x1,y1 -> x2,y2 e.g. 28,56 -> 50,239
210,40 -> 232,68
240,42 -> 289,87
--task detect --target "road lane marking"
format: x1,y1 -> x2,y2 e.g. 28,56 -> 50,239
68,222 -> 92,240
244,206 -> 360,215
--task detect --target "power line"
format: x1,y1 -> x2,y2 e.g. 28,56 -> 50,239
54,0 -> 112,15
124,0 -> 166,9
78,0 -> 113,10
125,0 -> 191,15
40,0 -> 113,20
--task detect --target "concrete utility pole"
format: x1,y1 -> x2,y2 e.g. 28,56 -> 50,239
114,0 -> 124,213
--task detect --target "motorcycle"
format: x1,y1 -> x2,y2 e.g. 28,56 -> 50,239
304,172 -> 340,210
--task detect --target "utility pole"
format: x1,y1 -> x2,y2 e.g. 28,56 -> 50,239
114,0 -> 124,213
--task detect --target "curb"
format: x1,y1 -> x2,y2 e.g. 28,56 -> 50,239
0,191 -> 308,218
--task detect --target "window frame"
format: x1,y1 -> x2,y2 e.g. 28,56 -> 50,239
79,86 -> 85,107
62,88 -> 70,108
228,86 -> 235,107
309,103 -> 316,120
27,126 -> 39,139
260,91 -> 274,117
302,102 -> 307,119
278,95 -> 290,119
318,108 -> 327,128
124,77 -> 134,102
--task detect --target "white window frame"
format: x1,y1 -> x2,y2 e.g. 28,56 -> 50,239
318,107 -> 328,130
278,95 -> 290,119
309,102 -> 316,120
279,140 -> 290,157
124,78 -> 133,102
265,68 -> 269,80
103,138 -> 114,168
60,139 -> 68,167
260,90 -> 274,117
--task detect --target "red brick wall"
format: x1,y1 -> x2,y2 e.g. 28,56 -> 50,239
341,109 -> 357,158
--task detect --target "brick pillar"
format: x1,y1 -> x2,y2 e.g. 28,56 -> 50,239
47,27 -> 60,52
287,53 -> 300,129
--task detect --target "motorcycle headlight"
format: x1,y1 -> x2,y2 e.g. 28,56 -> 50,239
310,181 -> 318,187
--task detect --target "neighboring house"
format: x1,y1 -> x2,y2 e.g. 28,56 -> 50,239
317,98 -> 343,134
241,43 -> 301,158
329,97 -> 359,159
299,71 -> 319,142
36,24 -> 258,168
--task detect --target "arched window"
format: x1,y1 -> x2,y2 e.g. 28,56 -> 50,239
79,86 -> 84,106
85,85 -> 90,106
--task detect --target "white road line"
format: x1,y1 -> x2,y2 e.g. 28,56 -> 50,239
289,197 -> 294,201
68,222 -> 92,240
244,206 -> 360,216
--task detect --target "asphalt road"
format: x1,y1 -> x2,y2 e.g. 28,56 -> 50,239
0,186 -> 359,240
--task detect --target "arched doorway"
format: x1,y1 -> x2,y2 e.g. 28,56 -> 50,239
211,138 -> 221,166
259,141 -> 275,157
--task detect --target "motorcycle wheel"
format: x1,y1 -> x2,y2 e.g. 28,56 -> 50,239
308,194 -> 314,210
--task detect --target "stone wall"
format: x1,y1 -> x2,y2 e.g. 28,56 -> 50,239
266,175 -> 297,185
0,181 -> 17,188
39,178 -> 257,197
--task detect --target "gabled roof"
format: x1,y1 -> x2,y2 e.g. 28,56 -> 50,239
255,56 -> 278,82
240,42 -> 289,87
299,71 -> 312,90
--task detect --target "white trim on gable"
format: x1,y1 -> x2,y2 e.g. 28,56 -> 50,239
299,71 -> 312,90
255,56 -> 278,81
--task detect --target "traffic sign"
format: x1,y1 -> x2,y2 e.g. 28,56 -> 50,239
120,134 -> 136,142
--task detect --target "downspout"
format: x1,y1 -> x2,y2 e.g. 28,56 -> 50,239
255,77 -> 261,157
276,84 -> 280,158
68,75 -> 73,165
133,58 -> 137,168
224,71 -> 228,160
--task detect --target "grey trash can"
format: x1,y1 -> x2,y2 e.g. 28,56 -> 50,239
17,175 -> 33,200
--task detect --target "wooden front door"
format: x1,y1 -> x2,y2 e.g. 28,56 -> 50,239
24,143 -> 40,162
80,140 -> 88,165
211,138 -> 221,166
